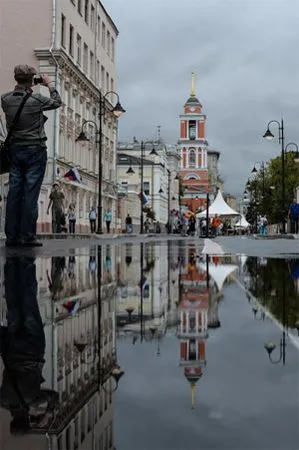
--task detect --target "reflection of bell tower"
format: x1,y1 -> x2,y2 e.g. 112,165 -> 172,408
178,73 -> 209,212
177,248 -> 209,409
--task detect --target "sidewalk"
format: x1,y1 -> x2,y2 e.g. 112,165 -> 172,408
252,233 -> 299,240
0,232 -> 164,241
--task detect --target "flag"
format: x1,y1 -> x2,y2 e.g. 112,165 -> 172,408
138,191 -> 148,204
64,167 -> 81,183
63,300 -> 81,316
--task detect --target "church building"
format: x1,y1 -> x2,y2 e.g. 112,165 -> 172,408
177,74 -> 210,212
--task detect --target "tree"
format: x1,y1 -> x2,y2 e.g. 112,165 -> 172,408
246,152 -> 299,225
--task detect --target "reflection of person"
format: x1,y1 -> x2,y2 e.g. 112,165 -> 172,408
0,257 -> 58,434
46,256 -> 66,300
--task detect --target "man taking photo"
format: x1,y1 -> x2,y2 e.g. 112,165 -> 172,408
1,65 -> 62,247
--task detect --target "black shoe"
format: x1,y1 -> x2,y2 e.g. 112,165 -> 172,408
21,239 -> 43,247
5,240 -> 22,248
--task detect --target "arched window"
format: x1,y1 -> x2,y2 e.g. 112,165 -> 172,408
189,149 -> 196,167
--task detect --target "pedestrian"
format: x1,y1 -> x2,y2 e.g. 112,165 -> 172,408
189,214 -> 196,236
104,208 -> 112,233
0,194 -> 3,231
47,182 -> 65,233
68,203 -> 76,234
144,218 -> 150,233
89,206 -> 97,233
1,65 -> 62,247
125,214 -> 132,233
288,199 -> 299,234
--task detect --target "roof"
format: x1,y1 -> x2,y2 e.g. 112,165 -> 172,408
117,153 -> 154,167
98,1 -> 119,36
185,96 -> 202,106
197,190 -> 240,217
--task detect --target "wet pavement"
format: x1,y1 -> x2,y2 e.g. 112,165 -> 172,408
0,239 -> 298,450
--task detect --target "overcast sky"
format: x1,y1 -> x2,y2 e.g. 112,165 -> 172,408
106,0 -> 299,195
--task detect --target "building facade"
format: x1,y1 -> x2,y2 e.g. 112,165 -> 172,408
0,0 -> 120,232
116,140 -> 180,228
177,74 -> 210,213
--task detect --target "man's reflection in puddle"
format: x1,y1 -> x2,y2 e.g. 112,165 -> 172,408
0,257 -> 58,435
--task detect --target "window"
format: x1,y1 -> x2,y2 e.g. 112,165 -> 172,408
69,24 -> 74,56
97,16 -> 101,41
189,120 -> 196,140
111,37 -> 115,61
101,65 -> 105,88
77,0 -> 82,14
61,14 -> 66,47
84,0 -> 89,24
83,43 -> 88,72
90,4 -> 95,30
90,51 -> 94,79
143,181 -> 150,196
102,22 -> 106,48
107,30 -> 110,55
96,60 -> 100,85
76,34 -> 82,65
106,72 -> 109,92
110,78 -> 114,92
189,149 -> 196,167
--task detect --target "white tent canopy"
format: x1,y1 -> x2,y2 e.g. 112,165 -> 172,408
197,190 -> 240,218
199,262 -> 238,292
234,215 -> 250,229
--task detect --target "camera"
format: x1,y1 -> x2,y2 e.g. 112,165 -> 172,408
33,76 -> 43,85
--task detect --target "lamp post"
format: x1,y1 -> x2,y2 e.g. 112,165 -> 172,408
263,119 -> 285,233
97,244 -> 125,392
264,269 -> 287,365
251,161 -> 265,215
76,91 -> 125,234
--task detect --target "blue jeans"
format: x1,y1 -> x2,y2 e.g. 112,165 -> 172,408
5,146 -> 47,242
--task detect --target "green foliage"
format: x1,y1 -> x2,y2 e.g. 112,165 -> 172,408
245,257 -> 299,329
245,153 -> 299,224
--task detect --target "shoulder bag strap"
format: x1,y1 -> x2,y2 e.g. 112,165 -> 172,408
5,91 -> 32,144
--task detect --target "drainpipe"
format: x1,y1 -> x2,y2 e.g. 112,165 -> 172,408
49,0 -> 59,184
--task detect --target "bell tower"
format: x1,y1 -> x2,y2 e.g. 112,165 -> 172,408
178,73 -> 209,212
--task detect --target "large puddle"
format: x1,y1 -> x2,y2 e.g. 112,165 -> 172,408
0,242 -> 298,449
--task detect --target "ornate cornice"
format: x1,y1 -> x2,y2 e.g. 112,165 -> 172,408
34,48 -> 101,102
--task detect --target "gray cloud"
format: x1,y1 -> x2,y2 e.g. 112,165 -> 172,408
106,0 -> 299,194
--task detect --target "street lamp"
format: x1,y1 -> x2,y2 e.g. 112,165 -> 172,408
251,161 -> 265,215
263,119 -> 286,233
101,365 -> 125,393
285,142 -> 299,162
264,337 -> 286,365
76,91 -> 125,234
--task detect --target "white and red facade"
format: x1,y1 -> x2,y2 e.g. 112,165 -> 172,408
177,247 -> 209,408
178,75 -> 210,212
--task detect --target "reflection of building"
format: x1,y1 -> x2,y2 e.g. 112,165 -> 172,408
177,247 -> 209,408
116,243 -> 168,338
0,247 -> 119,449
